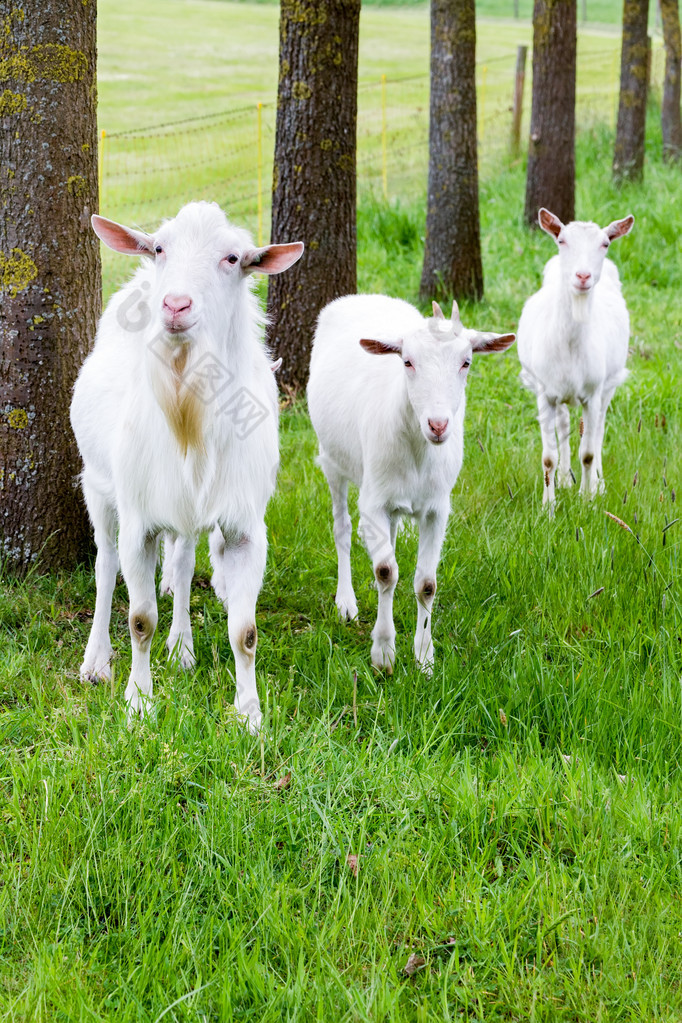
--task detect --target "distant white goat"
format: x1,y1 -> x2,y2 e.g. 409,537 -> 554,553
70,201 -> 303,730
517,207 -> 634,506
307,294 -> 515,673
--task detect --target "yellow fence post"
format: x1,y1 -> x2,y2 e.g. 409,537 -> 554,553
381,74 -> 388,200
257,102 -> 263,246
98,129 -> 106,205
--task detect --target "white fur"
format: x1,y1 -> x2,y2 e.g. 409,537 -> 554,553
307,294 -> 515,674
70,201 -> 302,730
517,208 -> 634,506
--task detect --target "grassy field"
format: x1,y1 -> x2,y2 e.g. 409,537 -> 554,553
3,1 -> 682,1020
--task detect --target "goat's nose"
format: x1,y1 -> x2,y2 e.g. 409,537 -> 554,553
163,294 -> 193,316
428,417 -> 449,438
575,271 -> 591,284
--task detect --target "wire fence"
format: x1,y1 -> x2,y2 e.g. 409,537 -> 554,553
99,38 -> 666,288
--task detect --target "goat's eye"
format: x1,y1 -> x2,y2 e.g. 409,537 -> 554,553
461,359 -> 471,371
601,241 -> 610,249
403,359 -> 413,369
226,254 -> 239,265
154,245 -> 163,255
558,239 -> 567,247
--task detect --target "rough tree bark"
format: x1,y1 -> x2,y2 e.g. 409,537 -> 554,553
613,0 -> 650,180
0,1 -> 100,574
661,0 -> 682,161
267,0 -> 361,393
524,0 -> 576,225
420,0 -> 483,303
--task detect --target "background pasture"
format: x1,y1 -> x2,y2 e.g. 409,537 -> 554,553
1,1 -> 682,1020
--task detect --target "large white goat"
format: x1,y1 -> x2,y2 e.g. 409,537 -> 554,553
517,207 -> 634,506
307,294 -> 515,673
70,201 -> 303,730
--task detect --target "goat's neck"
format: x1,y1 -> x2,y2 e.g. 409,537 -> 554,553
556,283 -> 593,342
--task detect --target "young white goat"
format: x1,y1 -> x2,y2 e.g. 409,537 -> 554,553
307,294 -> 515,673
517,207 -> 634,506
70,201 -> 303,730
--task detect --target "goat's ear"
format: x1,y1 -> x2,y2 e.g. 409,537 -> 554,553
605,214 -> 634,241
470,331 -> 516,354
91,215 -> 155,256
242,241 -> 304,275
538,208 -> 563,239
270,357 -> 283,374
359,338 -> 403,356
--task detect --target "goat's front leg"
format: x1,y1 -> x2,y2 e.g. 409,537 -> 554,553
555,403 -> 573,488
118,522 -> 159,718
217,522 -> 268,733
359,503 -> 398,673
537,394 -> 558,508
413,506 -> 449,675
165,535 -> 196,669
579,395 -> 602,497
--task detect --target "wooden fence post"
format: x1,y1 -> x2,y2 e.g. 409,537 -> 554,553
511,44 -> 527,157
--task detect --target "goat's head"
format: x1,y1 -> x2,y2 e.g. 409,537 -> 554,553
538,208 -> 634,315
360,301 -> 515,446
92,202 -> 304,341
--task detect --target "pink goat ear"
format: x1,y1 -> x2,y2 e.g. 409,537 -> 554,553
605,214 -> 634,241
470,332 -> 516,354
242,242 -> 304,275
91,215 -> 155,256
538,208 -> 563,239
359,338 -> 403,356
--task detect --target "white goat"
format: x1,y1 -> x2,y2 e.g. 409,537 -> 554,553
307,294 -> 515,673
517,207 -> 634,506
70,201 -> 303,730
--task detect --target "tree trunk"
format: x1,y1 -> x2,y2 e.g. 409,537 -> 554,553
613,0 -> 650,181
267,0 -> 361,393
661,0 -> 682,161
420,0 -> 483,304
0,1 -> 100,574
524,0 -> 576,226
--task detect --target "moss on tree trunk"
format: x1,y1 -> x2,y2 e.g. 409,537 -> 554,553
0,1 -> 100,574
420,0 -> 483,304
266,0 -> 361,393
524,0 -> 576,225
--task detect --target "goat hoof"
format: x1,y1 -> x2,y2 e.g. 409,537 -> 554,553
80,655 -> 112,684
371,642 -> 395,674
166,635 -> 196,670
233,701 -> 262,735
335,594 -> 358,621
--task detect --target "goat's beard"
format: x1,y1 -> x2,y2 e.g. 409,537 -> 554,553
148,338 -> 206,457
570,291 -> 591,325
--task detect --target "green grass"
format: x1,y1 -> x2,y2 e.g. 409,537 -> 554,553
3,5 -> 682,1021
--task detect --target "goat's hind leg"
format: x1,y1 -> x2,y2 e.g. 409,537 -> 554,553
217,523 -> 268,733
165,535 -> 196,670
319,453 -> 358,620
80,480 -> 119,683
